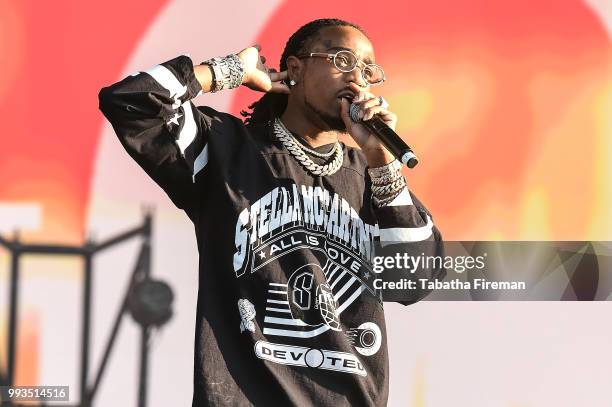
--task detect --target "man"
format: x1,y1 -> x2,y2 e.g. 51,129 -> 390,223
99,17 -> 442,407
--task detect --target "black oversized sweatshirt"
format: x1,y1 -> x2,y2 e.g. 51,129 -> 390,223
98,55 -> 442,407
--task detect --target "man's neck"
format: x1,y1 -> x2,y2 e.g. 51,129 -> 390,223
279,104 -> 340,148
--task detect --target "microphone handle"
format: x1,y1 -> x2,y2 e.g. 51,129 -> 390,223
360,117 -> 419,168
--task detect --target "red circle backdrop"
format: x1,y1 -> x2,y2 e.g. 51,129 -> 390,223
231,0 -> 612,240
0,0 -> 610,243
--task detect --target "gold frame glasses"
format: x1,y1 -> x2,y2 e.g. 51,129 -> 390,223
295,50 -> 386,86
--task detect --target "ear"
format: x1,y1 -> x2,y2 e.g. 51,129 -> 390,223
285,55 -> 304,83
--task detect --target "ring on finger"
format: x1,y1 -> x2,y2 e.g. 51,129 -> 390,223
378,96 -> 389,109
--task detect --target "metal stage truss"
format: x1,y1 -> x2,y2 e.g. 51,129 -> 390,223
0,211 -> 171,407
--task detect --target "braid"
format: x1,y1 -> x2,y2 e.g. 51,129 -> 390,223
240,18 -> 368,126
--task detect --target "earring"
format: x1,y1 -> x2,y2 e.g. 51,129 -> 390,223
289,79 -> 296,86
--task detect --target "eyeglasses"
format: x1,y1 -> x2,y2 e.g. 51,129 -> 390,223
295,50 -> 386,86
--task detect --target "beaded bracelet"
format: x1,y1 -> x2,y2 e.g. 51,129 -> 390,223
371,171 -> 403,186
371,176 -> 406,196
367,159 -> 402,181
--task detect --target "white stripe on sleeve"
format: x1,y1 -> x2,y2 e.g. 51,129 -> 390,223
192,144 -> 209,182
176,101 -> 197,154
144,64 -> 187,109
384,187 -> 413,207
379,214 -> 434,242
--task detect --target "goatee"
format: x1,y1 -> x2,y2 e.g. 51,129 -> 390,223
305,100 -> 346,131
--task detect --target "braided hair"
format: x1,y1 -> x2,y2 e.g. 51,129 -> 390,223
240,18 -> 368,126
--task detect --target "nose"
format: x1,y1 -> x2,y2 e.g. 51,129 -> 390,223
345,65 -> 369,89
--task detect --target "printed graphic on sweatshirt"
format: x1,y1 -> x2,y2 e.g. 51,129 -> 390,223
346,322 -> 382,356
254,340 -> 367,377
233,183 -> 379,280
262,262 -> 368,339
233,183 -> 383,376
238,299 -> 256,333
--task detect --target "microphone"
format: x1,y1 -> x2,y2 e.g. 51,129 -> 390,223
349,102 -> 419,168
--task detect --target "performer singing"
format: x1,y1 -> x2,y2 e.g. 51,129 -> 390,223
99,18 -> 443,407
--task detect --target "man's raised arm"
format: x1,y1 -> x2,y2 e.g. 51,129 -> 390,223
98,45 -> 289,220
